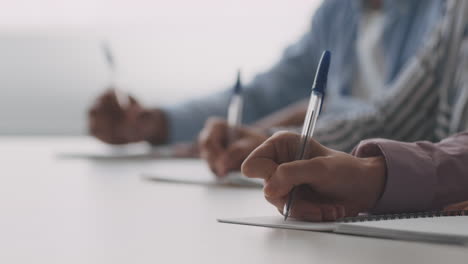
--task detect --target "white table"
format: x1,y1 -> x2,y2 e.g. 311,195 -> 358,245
0,137 -> 466,264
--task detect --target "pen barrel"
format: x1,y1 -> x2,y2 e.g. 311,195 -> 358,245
227,95 -> 243,144
227,95 -> 243,126
284,91 -> 322,219
296,91 -> 323,160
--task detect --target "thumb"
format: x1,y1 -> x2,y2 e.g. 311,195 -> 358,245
242,132 -> 301,180
264,158 -> 329,199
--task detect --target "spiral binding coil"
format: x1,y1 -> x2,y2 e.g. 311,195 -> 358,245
339,210 -> 468,223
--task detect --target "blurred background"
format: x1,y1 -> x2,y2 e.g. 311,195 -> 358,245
0,0 -> 320,135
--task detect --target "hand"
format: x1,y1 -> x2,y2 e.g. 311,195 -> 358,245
241,132 -> 386,222
88,89 -> 168,145
443,201 -> 468,212
198,118 -> 268,177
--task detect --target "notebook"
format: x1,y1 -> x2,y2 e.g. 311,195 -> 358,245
218,211 -> 468,245
141,159 -> 264,188
56,142 -> 171,160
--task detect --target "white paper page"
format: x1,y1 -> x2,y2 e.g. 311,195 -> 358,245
217,216 -> 337,231
336,216 -> 468,244
141,159 -> 263,188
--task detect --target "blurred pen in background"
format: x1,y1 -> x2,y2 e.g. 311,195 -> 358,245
227,70 -> 243,144
101,40 -> 130,109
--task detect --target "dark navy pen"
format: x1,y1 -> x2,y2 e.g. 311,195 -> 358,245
283,51 -> 331,221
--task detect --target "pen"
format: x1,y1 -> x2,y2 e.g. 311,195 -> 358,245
283,50 -> 331,221
101,41 -> 129,109
227,70 -> 243,143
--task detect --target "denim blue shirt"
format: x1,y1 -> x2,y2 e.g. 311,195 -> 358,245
163,0 -> 444,143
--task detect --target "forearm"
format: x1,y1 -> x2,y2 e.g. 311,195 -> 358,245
161,31 -> 318,143
253,99 -> 308,130
161,89 -> 232,143
161,81 -> 310,144
353,132 -> 468,214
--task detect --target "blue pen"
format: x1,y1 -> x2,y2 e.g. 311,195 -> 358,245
283,51 -> 331,221
227,70 -> 243,143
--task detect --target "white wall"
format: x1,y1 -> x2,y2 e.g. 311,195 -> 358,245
0,0 -> 321,135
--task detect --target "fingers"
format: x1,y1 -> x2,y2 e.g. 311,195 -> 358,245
443,200 -> 468,212
88,89 -> 123,139
264,192 -> 287,215
88,89 -> 147,144
263,158 -> 329,199
199,118 -> 270,177
216,138 -> 261,176
335,205 -> 346,219
241,131 -> 330,180
241,132 -> 300,180
199,118 -> 227,154
198,118 -> 228,174
265,193 -> 345,222
290,201 -> 328,222
91,89 -> 123,114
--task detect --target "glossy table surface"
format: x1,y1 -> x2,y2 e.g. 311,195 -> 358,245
0,136 -> 467,264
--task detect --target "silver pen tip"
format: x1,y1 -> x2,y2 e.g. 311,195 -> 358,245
283,204 -> 289,221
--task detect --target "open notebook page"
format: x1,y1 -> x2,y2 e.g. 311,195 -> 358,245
217,216 -> 336,231
336,215 -> 468,245
141,159 -> 263,188
218,215 -> 468,245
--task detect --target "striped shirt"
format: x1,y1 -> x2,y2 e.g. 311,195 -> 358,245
313,0 -> 468,152
348,0 -> 468,213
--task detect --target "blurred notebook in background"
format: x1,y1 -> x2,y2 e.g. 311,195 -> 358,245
141,159 -> 263,188
56,141 -> 196,160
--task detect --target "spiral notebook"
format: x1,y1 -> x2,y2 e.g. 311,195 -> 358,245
218,210 -> 468,245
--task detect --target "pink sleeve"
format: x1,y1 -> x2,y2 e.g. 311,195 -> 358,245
352,132 -> 468,214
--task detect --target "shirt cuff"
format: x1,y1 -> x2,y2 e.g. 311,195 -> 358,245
352,139 -> 437,214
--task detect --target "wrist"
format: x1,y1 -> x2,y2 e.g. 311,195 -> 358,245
360,156 -> 387,210
140,109 -> 169,145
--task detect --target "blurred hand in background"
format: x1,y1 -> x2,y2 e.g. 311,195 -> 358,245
198,118 -> 268,177
88,89 -> 168,145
